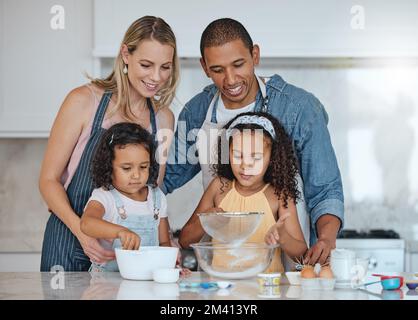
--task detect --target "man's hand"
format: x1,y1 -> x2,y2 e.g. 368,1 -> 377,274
304,237 -> 335,265
304,214 -> 341,265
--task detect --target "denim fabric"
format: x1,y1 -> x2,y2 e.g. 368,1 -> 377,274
89,214 -> 159,272
162,74 -> 344,243
40,95 -> 158,272
89,188 -> 160,272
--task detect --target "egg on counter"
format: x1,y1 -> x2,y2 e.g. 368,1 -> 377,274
300,265 -> 316,278
319,266 -> 334,279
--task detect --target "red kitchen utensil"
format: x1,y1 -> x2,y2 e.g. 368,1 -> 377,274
372,274 -> 404,287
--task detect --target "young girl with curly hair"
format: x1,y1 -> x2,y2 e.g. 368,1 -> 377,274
40,16 -> 179,271
80,122 -> 170,272
179,112 -> 308,272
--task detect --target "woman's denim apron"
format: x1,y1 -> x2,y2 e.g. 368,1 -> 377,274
40,92 -> 158,271
89,187 -> 161,272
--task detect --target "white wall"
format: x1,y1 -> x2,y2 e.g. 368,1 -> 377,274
0,0 -> 93,135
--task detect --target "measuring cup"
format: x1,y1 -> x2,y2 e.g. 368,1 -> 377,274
372,274 -> 404,287
356,277 -> 402,290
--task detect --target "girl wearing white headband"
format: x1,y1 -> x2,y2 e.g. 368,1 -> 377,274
179,111 -> 308,272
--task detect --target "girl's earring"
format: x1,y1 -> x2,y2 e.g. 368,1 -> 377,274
123,64 -> 128,74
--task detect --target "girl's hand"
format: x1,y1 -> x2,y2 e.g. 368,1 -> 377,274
77,232 -> 116,264
117,229 -> 141,250
175,249 -> 182,267
265,213 -> 290,245
204,207 -> 225,214
172,246 -> 192,276
180,268 -> 192,277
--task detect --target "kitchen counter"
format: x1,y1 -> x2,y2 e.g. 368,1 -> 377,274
1,272 -> 418,300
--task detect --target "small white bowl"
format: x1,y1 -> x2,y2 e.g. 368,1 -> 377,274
115,247 -> 178,280
285,271 -> 301,286
152,268 -> 180,283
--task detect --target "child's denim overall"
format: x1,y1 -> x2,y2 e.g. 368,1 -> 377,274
89,186 -> 161,272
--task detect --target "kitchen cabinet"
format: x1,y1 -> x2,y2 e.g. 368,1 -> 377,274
406,241 -> 418,272
2,0 -> 418,137
336,239 -> 405,273
0,0 -> 93,137
409,254 -> 418,272
93,0 -> 418,59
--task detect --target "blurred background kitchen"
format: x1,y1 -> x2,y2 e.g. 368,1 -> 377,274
1,0 -> 418,272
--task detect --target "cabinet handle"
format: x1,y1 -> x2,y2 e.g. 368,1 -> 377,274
369,258 -> 378,269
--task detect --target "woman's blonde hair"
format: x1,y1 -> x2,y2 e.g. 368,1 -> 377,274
91,16 -> 179,121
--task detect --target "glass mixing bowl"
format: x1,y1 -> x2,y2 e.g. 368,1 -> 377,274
197,211 -> 264,244
190,242 -> 277,279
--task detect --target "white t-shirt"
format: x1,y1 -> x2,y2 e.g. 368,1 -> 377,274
86,186 -> 168,224
216,96 -> 255,125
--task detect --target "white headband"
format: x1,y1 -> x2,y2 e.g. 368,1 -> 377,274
225,115 -> 276,140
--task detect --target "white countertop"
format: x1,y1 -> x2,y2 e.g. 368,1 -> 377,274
1,272 -> 418,300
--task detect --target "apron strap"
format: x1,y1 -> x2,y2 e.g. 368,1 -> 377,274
146,98 -> 157,135
109,188 -> 127,220
254,76 -> 269,113
210,94 -> 221,123
151,186 -> 161,220
91,91 -> 112,134
109,188 -> 124,209
110,186 -> 161,220
146,98 -> 160,180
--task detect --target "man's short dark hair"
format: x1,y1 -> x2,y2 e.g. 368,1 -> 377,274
200,18 -> 253,58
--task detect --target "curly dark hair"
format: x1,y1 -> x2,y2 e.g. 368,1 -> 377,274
213,111 -> 300,208
91,122 -> 159,190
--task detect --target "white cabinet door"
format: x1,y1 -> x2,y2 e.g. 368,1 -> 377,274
407,253 -> 418,272
0,0 -> 93,137
93,0 -> 418,58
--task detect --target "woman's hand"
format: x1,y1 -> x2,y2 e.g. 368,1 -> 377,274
117,229 -> 141,250
265,213 -> 290,245
77,232 -> 116,264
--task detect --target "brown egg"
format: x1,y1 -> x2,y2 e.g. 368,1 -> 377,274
301,265 -> 317,278
319,266 -> 334,279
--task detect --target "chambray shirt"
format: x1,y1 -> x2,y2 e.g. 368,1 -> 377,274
162,74 -> 344,243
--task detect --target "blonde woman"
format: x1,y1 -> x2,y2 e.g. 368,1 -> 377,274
39,16 -> 179,271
